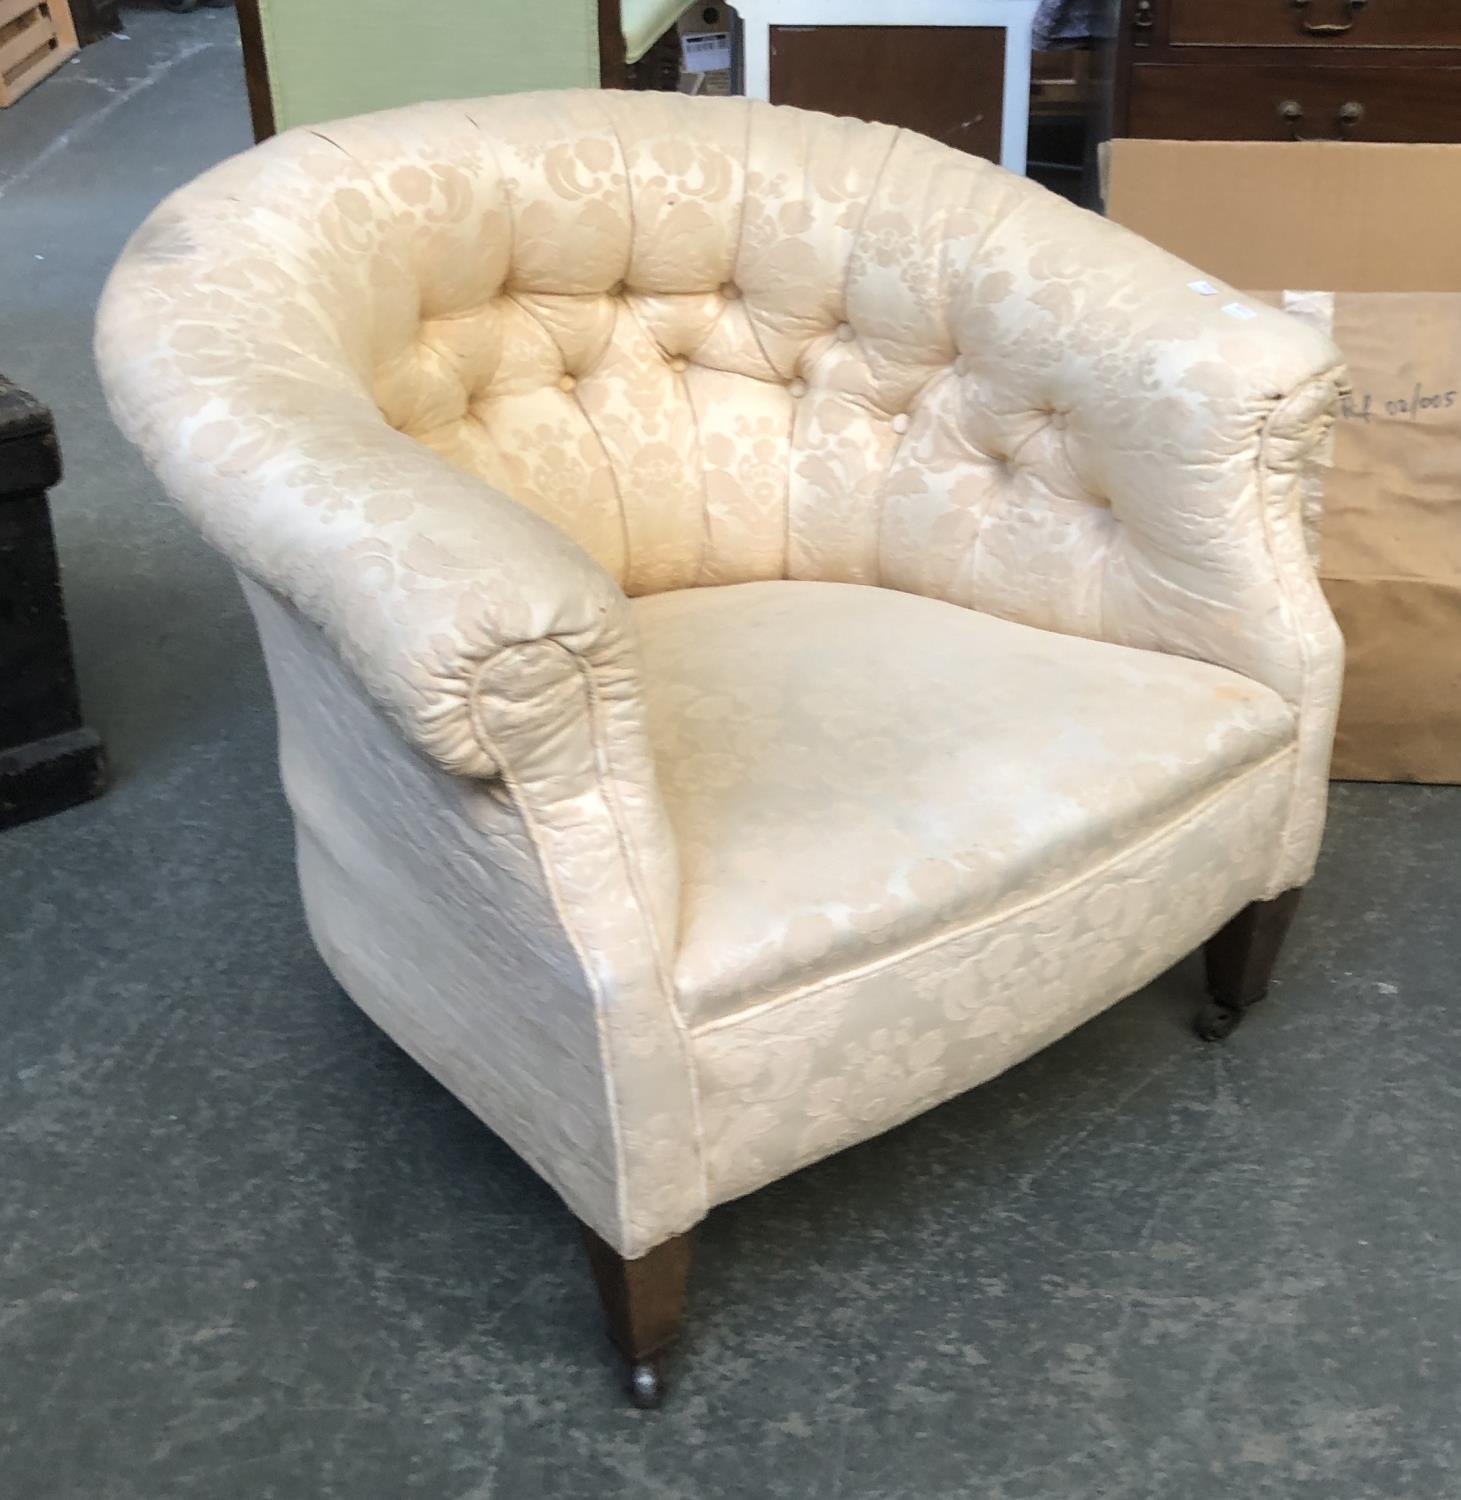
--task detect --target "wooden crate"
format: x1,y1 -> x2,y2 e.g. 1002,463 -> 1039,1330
0,0 -> 77,108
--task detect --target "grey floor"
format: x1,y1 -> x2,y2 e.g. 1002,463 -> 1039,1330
2,10 -> 1459,1498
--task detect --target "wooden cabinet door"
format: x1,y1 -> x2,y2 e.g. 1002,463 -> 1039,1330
769,24 -> 1006,161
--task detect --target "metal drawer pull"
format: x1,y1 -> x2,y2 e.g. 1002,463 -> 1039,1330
1289,0 -> 1369,37
1279,99 -> 1365,140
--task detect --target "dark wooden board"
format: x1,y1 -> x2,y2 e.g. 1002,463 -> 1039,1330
769,24 -> 1005,161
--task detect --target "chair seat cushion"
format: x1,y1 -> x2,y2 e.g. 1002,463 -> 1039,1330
632,582 -> 1296,1026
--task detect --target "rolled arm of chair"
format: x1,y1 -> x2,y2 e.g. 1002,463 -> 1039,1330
97,362 -> 629,775
951,193 -> 1345,703
1076,295 -> 1346,896
1070,291 -> 1346,713
1107,339 -> 1347,892
952,198 -> 1348,890
1070,260 -> 1347,893
240,417 -> 637,790
93,172 -> 643,788
94,329 -> 683,933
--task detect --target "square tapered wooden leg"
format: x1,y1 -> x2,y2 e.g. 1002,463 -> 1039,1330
1197,888 -> 1304,1041
580,1223 -> 692,1408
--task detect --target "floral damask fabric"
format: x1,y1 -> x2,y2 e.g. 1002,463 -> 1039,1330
693,745 -> 1294,1207
96,91 -> 1343,1257
244,581 -> 706,1254
634,581 -> 1296,1025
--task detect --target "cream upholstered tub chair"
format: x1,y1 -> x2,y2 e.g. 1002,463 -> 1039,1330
96,90 -> 1344,1407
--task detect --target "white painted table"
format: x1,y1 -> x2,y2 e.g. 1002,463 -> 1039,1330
736,0 -> 1042,175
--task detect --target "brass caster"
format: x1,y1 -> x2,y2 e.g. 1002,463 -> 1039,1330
627,1358 -> 664,1409
1195,1000 -> 1244,1042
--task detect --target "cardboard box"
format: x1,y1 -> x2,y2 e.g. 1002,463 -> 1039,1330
1107,140 -> 1461,784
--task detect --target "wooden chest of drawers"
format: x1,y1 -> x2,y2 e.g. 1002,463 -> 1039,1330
1116,0 -> 1461,143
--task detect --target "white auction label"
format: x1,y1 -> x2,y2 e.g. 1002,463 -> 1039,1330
681,32 -> 732,73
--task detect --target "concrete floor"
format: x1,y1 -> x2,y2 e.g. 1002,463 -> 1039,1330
2,9 -> 1460,1498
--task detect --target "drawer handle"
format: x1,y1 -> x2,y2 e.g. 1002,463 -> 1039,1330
1289,0 -> 1368,36
1279,98 -> 1365,140
1132,0 -> 1154,30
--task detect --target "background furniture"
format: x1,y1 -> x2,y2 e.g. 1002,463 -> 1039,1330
616,0 -> 692,72
0,377 -> 105,829
235,0 -> 714,140
737,0 -> 1040,170
1115,0 -> 1461,142
598,0 -> 720,91
232,0 -> 1076,175
1030,34 -> 1115,204
1034,0 -> 1112,48
97,90 -> 1342,1406
0,0 -> 77,108
233,0 -> 602,138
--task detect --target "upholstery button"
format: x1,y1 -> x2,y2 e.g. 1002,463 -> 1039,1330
669,356 -> 688,374
891,413 -> 910,435
608,281 -> 625,297
836,322 -> 855,342
720,282 -> 740,300
558,374 -> 577,393
788,378 -> 808,398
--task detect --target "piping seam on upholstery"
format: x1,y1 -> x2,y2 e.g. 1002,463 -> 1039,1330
567,364 -> 635,586
839,124 -> 902,320
568,653 -> 710,1221
1255,367 -> 1345,889
729,97 -> 755,290
722,101 -> 795,572
468,640 -> 709,1230
691,742 -> 1298,1036
595,98 -> 639,294
856,135 -> 917,591
466,113 -> 519,290
731,104 -> 791,384
545,108 -> 633,587
843,131 -> 903,590
937,180 -> 1030,358
615,291 -> 711,585
464,683 -> 635,1250
683,369 -> 715,588
740,294 -> 788,385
